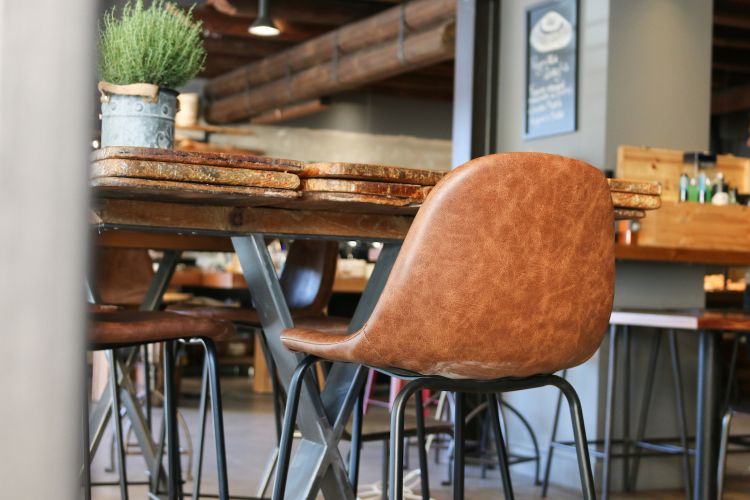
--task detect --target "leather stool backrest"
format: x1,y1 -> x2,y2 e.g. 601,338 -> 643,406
280,240 -> 339,316
361,153 -> 614,379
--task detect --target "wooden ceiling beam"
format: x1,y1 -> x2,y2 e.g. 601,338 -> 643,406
213,0 -> 387,26
712,83 -> 750,114
195,7 -> 333,42
714,8 -> 750,29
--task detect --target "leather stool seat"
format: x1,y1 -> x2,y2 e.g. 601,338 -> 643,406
166,304 -> 351,335
89,310 -> 235,349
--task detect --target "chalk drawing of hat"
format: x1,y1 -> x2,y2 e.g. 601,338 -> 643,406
530,10 -> 573,53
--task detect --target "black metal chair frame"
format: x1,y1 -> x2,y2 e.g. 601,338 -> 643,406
542,325 -> 695,500
275,355 -> 596,500
82,337 -> 229,500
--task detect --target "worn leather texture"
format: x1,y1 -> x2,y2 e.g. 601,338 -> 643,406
93,248 -> 154,306
167,239 -> 340,324
282,153 -> 615,380
89,310 -> 235,349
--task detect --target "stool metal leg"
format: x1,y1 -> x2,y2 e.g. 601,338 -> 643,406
717,409 -> 733,499
602,324 -> 619,500
144,344 -> 152,433
273,355 -> 317,500
192,358 -> 210,500
541,368 -> 567,497
389,379 -> 425,500
668,330 -> 692,500
622,326 -> 631,492
415,390 -> 430,500
83,365 -> 92,500
453,392 -> 465,500
549,375 -> 596,500
164,341 -> 181,500
500,399 -> 541,485
107,350 -> 129,500
202,338 -> 229,500
628,331 -> 662,490
349,389 -> 364,493
488,394 -> 514,499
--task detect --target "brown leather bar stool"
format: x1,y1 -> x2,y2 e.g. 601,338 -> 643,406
168,240 -> 351,498
85,308 -> 233,500
272,153 -> 615,500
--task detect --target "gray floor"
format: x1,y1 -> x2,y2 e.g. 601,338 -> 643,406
89,376 -> 750,499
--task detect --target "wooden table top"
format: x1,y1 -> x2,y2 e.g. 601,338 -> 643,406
91,148 -> 662,241
610,309 -> 750,331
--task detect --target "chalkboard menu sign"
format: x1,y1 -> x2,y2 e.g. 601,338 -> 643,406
524,0 -> 578,140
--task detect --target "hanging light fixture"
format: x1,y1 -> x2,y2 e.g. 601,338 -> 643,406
249,0 -> 280,37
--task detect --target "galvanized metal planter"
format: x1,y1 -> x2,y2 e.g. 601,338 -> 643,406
100,82 -> 177,149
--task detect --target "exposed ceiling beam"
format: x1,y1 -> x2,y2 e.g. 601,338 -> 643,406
209,0 -> 387,26
712,84 -> 750,114
195,6 -> 333,42
714,8 -> 750,29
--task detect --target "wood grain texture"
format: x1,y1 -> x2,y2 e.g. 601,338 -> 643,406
611,191 -> 662,210
300,191 -> 413,207
607,178 -> 662,195
92,199 -> 414,241
94,230 -> 234,252
299,161 -> 445,186
614,243 -> 750,265
614,208 -> 646,220
300,178 -> 425,199
610,309 -> 750,332
637,201 -> 750,252
92,158 -> 300,189
93,146 -> 304,172
91,176 -> 297,206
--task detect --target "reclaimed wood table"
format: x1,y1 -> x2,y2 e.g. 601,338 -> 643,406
89,148 -> 661,499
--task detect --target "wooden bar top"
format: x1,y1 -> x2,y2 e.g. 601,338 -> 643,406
610,309 -> 750,332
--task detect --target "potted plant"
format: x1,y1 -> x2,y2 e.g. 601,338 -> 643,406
98,0 -> 205,149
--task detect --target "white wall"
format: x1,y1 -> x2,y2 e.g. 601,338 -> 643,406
0,0 -> 93,497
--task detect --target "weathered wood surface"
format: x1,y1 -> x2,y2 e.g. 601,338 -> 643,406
204,0 -> 456,99
607,178 -> 662,196
95,230 -> 234,252
92,199 -> 414,241
93,146 -> 304,172
610,191 -> 662,210
92,158 -> 300,189
91,177 -> 297,206
300,178 -> 426,200
614,208 -> 646,220
300,161 -> 445,186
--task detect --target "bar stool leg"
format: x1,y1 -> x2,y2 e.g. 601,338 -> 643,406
202,338 -> 229,500
82,363 -> 92,500
549,376 -> 596,500
717,409 -> 733,499
500,398 -> 542,485
602,324 -> 619,500
273,355 -> 317,500
668,330 -> 692,500
623,326 -> 631,492
628,331 -> 662,490
541,369 -> 567,497
349,388 -> 364,493
256,329 -> 284,498
487,394 -> 514,499
415,390 -> 430,500
143,344 -> 152,433
389,380 -> 425,500
107,350 -> 129,500
191,358 -> 210,500
164,341 -> 181,500
453,392 -> 465,500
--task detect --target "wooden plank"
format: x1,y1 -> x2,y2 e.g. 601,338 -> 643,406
617,145 -> 750,203
611,192 -> 662,210
92,159 -> 300,189
92,199 -> 414,241
615,243 -> 750,266
204,0 -> 456,99
607,178 -> 662,196
636,201 -> 750,253
93,146 -> 304,172
300,161 -> 445,186
300,178 -> 426,200
614,208 -> 646,220
94,230 -> 234,252
91,177 -> 298,206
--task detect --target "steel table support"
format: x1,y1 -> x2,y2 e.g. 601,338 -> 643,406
693,330 -> 720,500
231,235 -> 400,499
87,250 -> 180,492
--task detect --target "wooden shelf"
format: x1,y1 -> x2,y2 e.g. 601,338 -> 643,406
615,243 -> 750,266
176,123 -> 254,136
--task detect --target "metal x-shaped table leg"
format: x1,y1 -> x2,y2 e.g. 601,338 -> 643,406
232,235 -> 400,500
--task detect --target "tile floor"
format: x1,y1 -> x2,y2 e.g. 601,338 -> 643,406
89,376 -> 750,499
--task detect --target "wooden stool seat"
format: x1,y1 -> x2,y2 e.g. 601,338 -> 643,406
610,309 -> 750,331
89,310 -> 235,349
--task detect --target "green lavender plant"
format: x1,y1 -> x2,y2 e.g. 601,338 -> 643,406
98,0 -> 206,89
